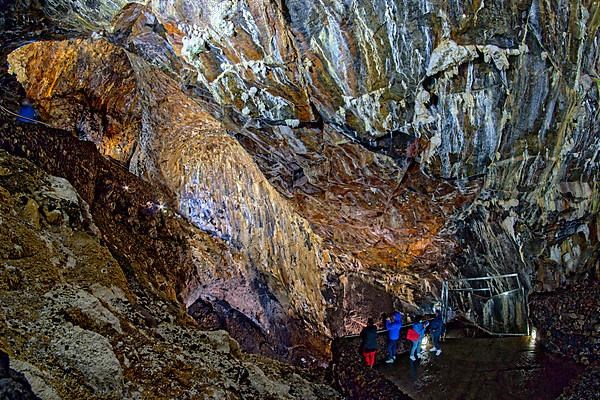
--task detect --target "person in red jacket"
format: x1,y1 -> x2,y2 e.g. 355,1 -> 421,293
408,317 -> 429,361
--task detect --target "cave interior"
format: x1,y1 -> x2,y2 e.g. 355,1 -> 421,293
0,1 -> 598,399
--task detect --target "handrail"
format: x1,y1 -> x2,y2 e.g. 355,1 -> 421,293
442,273 -> 528,336
446,273 -> 519,283
344,318 -> 434,339
0,103 -> 54,128
492,288 -> 523,297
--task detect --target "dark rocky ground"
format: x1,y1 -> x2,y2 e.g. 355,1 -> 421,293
530,281 -> 599,364
530,280 -> 600,400
557,365 -> 600,400
331,329 -> 412,399
0,351 -> 40,400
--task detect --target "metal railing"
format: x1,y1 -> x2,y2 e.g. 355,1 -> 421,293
344,318 -> 434,339
442,273 -> 529,336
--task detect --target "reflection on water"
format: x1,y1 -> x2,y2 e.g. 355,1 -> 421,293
379,330 -> 581,400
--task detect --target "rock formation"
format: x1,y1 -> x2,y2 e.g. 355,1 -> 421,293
0,144 -> 340,399
0,0 -> 598,398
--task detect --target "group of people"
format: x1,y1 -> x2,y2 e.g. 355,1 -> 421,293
359,308 -> 445,367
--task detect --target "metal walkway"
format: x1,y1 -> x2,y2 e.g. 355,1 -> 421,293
441,273 -> 529,336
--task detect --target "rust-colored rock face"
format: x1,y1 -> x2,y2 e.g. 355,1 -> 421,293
153,0 -> 315,123
8,39 -> 141,162
7,35 -> 470,335
7,0 -> 600,331
237,124 -> 476,272
8,39 -> 349,358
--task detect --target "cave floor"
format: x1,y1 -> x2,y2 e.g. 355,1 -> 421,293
378,332 -> 582,400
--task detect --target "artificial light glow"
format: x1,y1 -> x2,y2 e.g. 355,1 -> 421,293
123,185 -> 129,191
530,327 -> 537,341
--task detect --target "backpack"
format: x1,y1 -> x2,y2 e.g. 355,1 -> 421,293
406,328 -> 419,342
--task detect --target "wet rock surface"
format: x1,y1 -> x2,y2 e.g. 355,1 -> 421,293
331,331 -> 412,400
530,280 -> 599,364
530,280 -> 600,400
557,364 -> 600,400
6,0 -> 596,312
379,334 -> 582,400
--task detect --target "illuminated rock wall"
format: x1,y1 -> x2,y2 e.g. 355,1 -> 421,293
8,39 -> 348,359
4,0 -> 599,341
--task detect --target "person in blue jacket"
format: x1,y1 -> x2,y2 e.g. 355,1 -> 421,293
385,311 -> 403,363
410,317 -> 429,361
429,310 -> 444,356
16,99 -> 37,123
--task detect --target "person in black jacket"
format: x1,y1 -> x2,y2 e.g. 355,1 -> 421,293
429,310 -> 444,356
360,318 -> 378,367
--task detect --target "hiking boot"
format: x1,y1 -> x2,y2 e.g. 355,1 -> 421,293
409,355 -> 416,361
436,349 -> 442,356
429,347 -> 438,352
385,358 -> 394,364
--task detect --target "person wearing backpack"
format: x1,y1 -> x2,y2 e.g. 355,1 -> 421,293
385,311 -> 403,363
407,317 -> 428,361
359,318 -> 378,368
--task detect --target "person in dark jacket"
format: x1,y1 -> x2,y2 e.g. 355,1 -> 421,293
360,318 -> 378,368
429,310 -> 444,356
409,317 -> 429,361
385,311 -> 403,363
16,99 -> 37,123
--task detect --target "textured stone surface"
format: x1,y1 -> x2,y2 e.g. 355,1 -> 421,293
9,359 -> 62,400
41,0 -> 129,30
557,364 -> 600,400
0,148 -> 341,399
0,351 -> 42,400
530,280 -> 600,400
331,332 -> 411,400
7,39 -> 343,357
530,281 -> 599,364
50,325 -> 124,396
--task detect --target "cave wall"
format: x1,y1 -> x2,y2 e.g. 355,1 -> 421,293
143,0 -> 600,292
0,136 -> 341,399
8,38 -> 347,355
2,0 -> 599,352
420,1 -> 600,293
